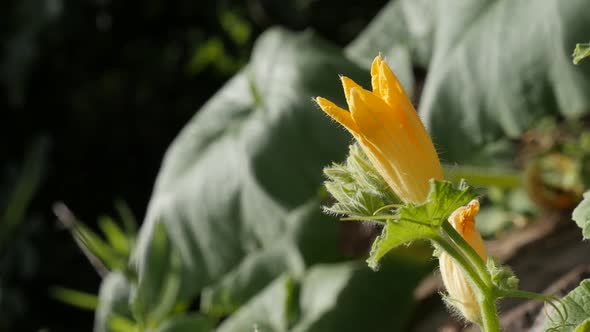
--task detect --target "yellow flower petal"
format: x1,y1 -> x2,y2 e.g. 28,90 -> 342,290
370,55 -> 383,97
349,87 -> 436,203
448,200 -> 486,259
317,55 -> 443,204
377,60 -> 405,108
355,135 -> 406,199
340,76 -> 363,107
315,97 -> 360,134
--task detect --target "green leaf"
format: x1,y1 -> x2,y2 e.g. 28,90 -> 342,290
367,179 -> 478,269
131,222 -> 183,326
573,43 -> 590,65
291,259 -> 427,332
200,200 -> 341,318
114,200 -> 138,237
156,314 -> 215,332
108,315 -> 136,332
72,221 -> 125,271
217,258 -> 428,332
98,216 -> 131,256
94,272 -> 133,332
200,243 -> 304,318
543,279 -> 590,332
572,191 -> 590,239
130,27 -> 369,320
0,138 -> 47,250
216,275 -> 294,332
420,0 -> 590,163
346,0 -> 435,94
49,286 -> 98,311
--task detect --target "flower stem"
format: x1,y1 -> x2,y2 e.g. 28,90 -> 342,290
442,221 -> 491,288
479,293 -> 500,332
443,165 -> 522,190
434,235 -> 486,291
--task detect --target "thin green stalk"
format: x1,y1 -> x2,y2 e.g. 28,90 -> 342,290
479,293 -> 500,332
498,289 -> 567,323
442,221 -> 492,288
433,235 -> 486,292
443,165 -> 522,190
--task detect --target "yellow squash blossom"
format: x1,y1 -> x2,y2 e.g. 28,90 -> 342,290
317,55 -> 486,322
315,55 -> 443,204
439,200 -> 487,322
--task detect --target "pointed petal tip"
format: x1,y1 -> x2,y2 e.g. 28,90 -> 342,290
339,75 -> 355,86
315,96 -> 330,108
315,96 -> 360,134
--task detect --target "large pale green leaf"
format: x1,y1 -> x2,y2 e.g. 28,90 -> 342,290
216,275 -> 295,332
291,259 -> 426,332
200,201 -> 340,318
572,191 -> 590,239
543,279 -> 590,332
346,0 -> 435,94
129,27 -> 369,321
217,258 -> 427,332
420,0 -> 590,163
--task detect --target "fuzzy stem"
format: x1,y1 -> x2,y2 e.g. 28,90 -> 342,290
479,293 -> 500,332
442,221 -> 492,288
433,235 -> 486,291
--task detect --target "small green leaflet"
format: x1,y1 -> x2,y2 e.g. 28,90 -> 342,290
575,319 -> 590,332
543,279 -> 590,332
573,43 -> 590,65
367,179 -> 478,270
572,191 -> 590,240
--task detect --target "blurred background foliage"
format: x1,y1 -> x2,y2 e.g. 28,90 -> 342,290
1,0 -> 388,330
3,0 -> 590,331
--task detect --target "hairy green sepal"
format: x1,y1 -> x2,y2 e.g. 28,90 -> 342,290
486,258 -> 519,292
323,144 -> 399,217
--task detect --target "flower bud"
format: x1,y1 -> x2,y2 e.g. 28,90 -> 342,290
316,55 -> 443,204
439,200 -> 486,323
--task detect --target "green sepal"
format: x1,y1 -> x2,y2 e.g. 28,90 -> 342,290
486,258 -> 519,292
367,179 -> 478,270
573,43 -> 590,65
323,144 -> 399,217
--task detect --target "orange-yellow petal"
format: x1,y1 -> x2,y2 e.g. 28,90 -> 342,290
448,200 -> 486,259
340,76 -> 363,107
315,97 -> 360,134
378,60 -> 405,107
370,55 -> 384,96
349,87 -> 428,203
355,135 -> 406,199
